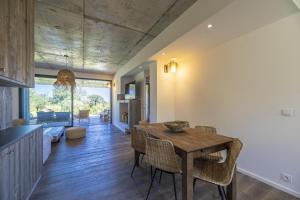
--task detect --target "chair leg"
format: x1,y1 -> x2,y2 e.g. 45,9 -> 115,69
150,166 -> 153,179
221,186 -> 227,200
131,160 -> 137,177
141,154 -> 144,163
172,174 -> 178,200
131,154 -> 140,177
217,185 -> 226,200
159,170 -> 163,184
146,169 -> 157,200
193,178 -> 197,189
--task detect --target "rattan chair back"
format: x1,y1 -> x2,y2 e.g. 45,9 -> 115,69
193,138 -> 243,186
195,126 -> 217,134
131,126 -> 150,154
146,137 -> 181,173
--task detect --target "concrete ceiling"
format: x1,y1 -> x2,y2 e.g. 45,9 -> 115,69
34,0 -> 198,74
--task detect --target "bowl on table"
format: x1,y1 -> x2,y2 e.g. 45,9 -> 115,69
164,121 -> 189,133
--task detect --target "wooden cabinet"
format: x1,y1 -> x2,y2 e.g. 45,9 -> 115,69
0,0 -> 34,87
0,127 -> 43,200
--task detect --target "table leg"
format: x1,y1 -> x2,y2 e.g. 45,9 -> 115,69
134,150 -> 140,167
182,152 -> 194,200
227,165 -> 237,200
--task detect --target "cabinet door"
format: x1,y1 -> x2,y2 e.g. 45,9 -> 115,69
0,0 -> 9,77
20,135 -> 30,200
25,0 -> 35,87
8,145 -> 16,200
0,147 -> 10,200
29,132 -> 35,188
0,145 -> 17,200
0,0 -> 34,86
13,141 -> 21,200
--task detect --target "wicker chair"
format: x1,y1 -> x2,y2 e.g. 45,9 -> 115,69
145,137 -> 181,200
130,126 -> 149,177
193,138 -> 243,200
195,126 -> 223,162
77,110 -> 90,124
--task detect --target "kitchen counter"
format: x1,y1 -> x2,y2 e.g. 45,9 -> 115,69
0,124 -> 42,151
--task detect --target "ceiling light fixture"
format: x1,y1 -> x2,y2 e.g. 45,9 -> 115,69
208,24 -> 213,29
54,55 -> 76,88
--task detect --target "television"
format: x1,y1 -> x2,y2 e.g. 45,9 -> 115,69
125,82 -> 136,99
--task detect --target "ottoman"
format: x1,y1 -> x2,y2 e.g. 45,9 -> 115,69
65,127 -> 86,140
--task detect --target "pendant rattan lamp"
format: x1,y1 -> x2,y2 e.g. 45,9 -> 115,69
54,55 -> 76,88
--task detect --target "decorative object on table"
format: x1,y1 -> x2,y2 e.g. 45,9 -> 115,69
54,55 -> 76,88
164,120 -> 189,132
65,127 -> 86,140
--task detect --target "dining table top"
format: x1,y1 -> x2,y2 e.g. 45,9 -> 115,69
144,125 -> 234,153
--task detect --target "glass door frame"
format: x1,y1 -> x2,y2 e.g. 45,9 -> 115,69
20,74 -> 112,127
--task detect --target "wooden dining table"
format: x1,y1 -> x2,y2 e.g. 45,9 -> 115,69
137,124 -> 236,200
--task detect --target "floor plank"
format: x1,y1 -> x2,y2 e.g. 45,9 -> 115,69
30,124 -> 299,200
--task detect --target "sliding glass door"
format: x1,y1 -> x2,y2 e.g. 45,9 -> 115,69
29,77 -> 72,127
73,78 -> 111,126
25,76 -> 111,127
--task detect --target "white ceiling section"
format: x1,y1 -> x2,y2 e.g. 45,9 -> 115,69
34,0 -> 198,74
153,0 -> 299,60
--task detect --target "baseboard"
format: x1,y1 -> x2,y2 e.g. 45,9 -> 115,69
112,123 -> 125,133
26,175 -> 41,200
237,167 -> 300,198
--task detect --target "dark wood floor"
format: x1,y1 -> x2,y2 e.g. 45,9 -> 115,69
30,124 -> 298,200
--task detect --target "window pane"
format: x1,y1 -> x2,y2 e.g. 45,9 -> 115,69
29,77 -> 72,127
73,79 -> 111,126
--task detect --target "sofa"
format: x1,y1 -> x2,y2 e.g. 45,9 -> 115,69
43,132 -> 52,164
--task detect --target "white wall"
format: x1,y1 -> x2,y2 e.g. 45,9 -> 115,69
173,13 -> 300,197
112,0 -> 236,126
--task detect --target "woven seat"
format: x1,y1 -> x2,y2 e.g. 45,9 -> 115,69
195,126 -> 223,162
193,138 -> 243,199
65,127 -> 86,139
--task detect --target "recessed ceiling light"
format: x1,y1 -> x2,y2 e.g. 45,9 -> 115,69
161,52 -> 166,56
208,24 -> 213,29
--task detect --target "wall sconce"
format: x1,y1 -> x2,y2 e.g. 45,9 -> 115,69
164,60 -> 178,73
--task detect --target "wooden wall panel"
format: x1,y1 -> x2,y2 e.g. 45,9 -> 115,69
0,87 -> 12,129
0,0 -> 34,87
